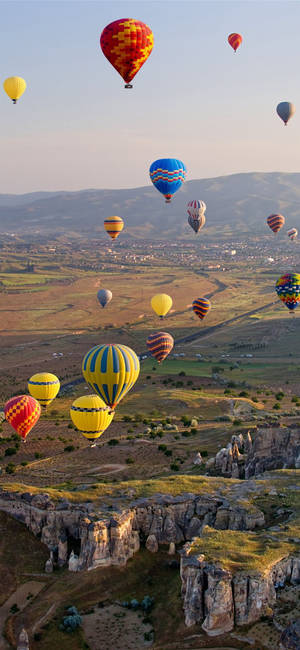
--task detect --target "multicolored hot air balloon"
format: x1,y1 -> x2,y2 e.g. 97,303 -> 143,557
3,76 -> 26,103
4,395 -> 41,441
28,373 -> 60,407
82,344 -> 140,410
275,273 -> 300,312
151,294 -> 173,318
228,33 -> 242,52
276,102 -> 295,125
149,159 -> 187,203
288,228 -> 298,241
100,18 -> 154,88
187,200 -> 206,234
192,298 -> 211,321
70,394 -> 114,442
104,216 -> 124,240
267,214 -> 285,234
97,289 -> 112,308
146,331 -> 174,363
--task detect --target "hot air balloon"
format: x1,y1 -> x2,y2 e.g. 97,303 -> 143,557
149,159 -> 187,203
151,293 -> 173,318
82,344 -> 140,410
100,18 -> 154,88
28,373 -> 60,407
267,214 -> 285,233
146,331 -> 174,363
228,33 -> 242,52
276,102 -> 295,125
4,395 -> 41,441
192,298 -> 211,321
70,394 -> 114,443
104,216 -> 124,240
97,289 -> 112,308
187,200 -> 206,234
3,76 -> 26,103
275,273 -> 300,313
288,228 -> 298,241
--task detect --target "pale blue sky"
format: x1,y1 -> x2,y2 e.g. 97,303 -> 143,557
1,0 -> 300,192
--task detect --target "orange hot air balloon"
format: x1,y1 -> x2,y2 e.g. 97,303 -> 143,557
4,395 -> 41,441
228,33 -> 242,52
267,214 -> 285,234
100,18 -> 154,88
104,216 -> 124,240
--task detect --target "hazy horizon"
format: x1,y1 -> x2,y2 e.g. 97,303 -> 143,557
1,0 -> 300,193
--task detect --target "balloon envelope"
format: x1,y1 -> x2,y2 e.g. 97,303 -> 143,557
149,159 -> 187,202
276,102 -> 295,125
147,331 -> 174,363
97,289 -> 112,308
276,273 -> 300,311
267,214 -> 285,233
70,394 -> 114,441
104,216 -> 124,240
3,76 -> 26,103
28,373 -> 60,407
4,395 -> 41,440
82,343 -> 140,409
228,33 -> 242,51
192,298 -> 211,320
288,228 -> 298,241
151,293 -> 173,318
100,18 -> 154,87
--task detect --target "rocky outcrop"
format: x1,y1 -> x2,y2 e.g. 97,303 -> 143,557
17,628 -> 29,650
180,547 -> 300,635
208,426 -> 300,479
0,488 -> 264,571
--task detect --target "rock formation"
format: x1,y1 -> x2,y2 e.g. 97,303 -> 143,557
17,628 -> 29,650
280,619 -> 300,649
180,547 -> 300,635
193,452 -> 203,465
207,426 -> 300,479
0,487 -> 264,572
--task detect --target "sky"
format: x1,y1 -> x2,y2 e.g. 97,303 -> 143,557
1,0 -> 300,193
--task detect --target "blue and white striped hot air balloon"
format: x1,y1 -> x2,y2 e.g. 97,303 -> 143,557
82,344 -> 140,410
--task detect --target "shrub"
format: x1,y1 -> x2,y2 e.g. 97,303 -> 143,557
158,444 -> 167,452
126,457 -> 134,464
5,463 -> 15,474
127,428 -> 133,433
164,449 -> 172,457
233,419 -> 242,426
35,452 -> 42,459
178,371 -> 186,376
10,603 -> 19,614
200,450 -> 208,457
21,461 -> 28,467
190,428 -> 197,435
34,633 -> 42,641
64,445 -> 75,452
239,390 -> 249,398
252,396 -> 258,402
273,403 -> 281,410
5,447 -> 17,456
275,392 -> 284,400
291,396 -> 299,403
228,381 -> 236,388
122,415 -> 132,422
170,462 -> 179,471
181,430 -> 191,437
67,423 -> 74,429
108,439 -> 119,446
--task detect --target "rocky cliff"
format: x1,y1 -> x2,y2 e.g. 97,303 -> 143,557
0,488 -> 265,571
181,546 -> 300,636
207,426 -> 300,479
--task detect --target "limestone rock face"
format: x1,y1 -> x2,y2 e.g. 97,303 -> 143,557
180,546 -> 300,635
68,550 -> 79,572
146,534 -> 158,553
193,452 -> 203,465
17,628 -> 29,650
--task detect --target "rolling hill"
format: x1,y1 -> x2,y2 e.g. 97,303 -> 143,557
1,171 -> 300,239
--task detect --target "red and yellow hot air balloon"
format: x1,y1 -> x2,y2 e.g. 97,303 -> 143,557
267,214 -> 285,234
100,18 -> 154,88
146,331 -> 174,363
228,33 -> 242,52
104,216 -> 124,240
4,395 -> 41,441
192,298 -> 211,321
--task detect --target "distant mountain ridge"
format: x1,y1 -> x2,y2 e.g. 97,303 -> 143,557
1,172 -> 300,239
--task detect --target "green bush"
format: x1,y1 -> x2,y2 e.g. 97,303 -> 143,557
178,371 -> 186,376
64,445 -> 75,452
126,457 -> 134,464
35,452 -> 42,459
233,419 -> 242,426
170,462 -> 179,471
164,449 -> 172,457
5,447 -> 17,456
5,463 -> 15,474
158,444 -> 167,452
273,403 -> 281,410
239,390 -> 249,398
108,439 -> 119,446
200,450 -> 208,457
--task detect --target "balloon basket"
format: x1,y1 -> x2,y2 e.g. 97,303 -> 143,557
124,84 -> 133,89
12,99 -> 16,104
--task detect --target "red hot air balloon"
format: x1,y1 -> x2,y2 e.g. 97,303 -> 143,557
100,19 -> 154,88
146,331 -> 174,363
267,214 -> 285,234
228,33 -> 242,52
4,395 -> 41,441
192,298 -> 211,321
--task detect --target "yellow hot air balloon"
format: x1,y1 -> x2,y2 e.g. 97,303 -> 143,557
151,293 -> 173,319
70,394 -> 114,442
28,373 -> 60,407
104,216 -> 124,240
82,343 -> 140,410
3,76 -> 27,103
